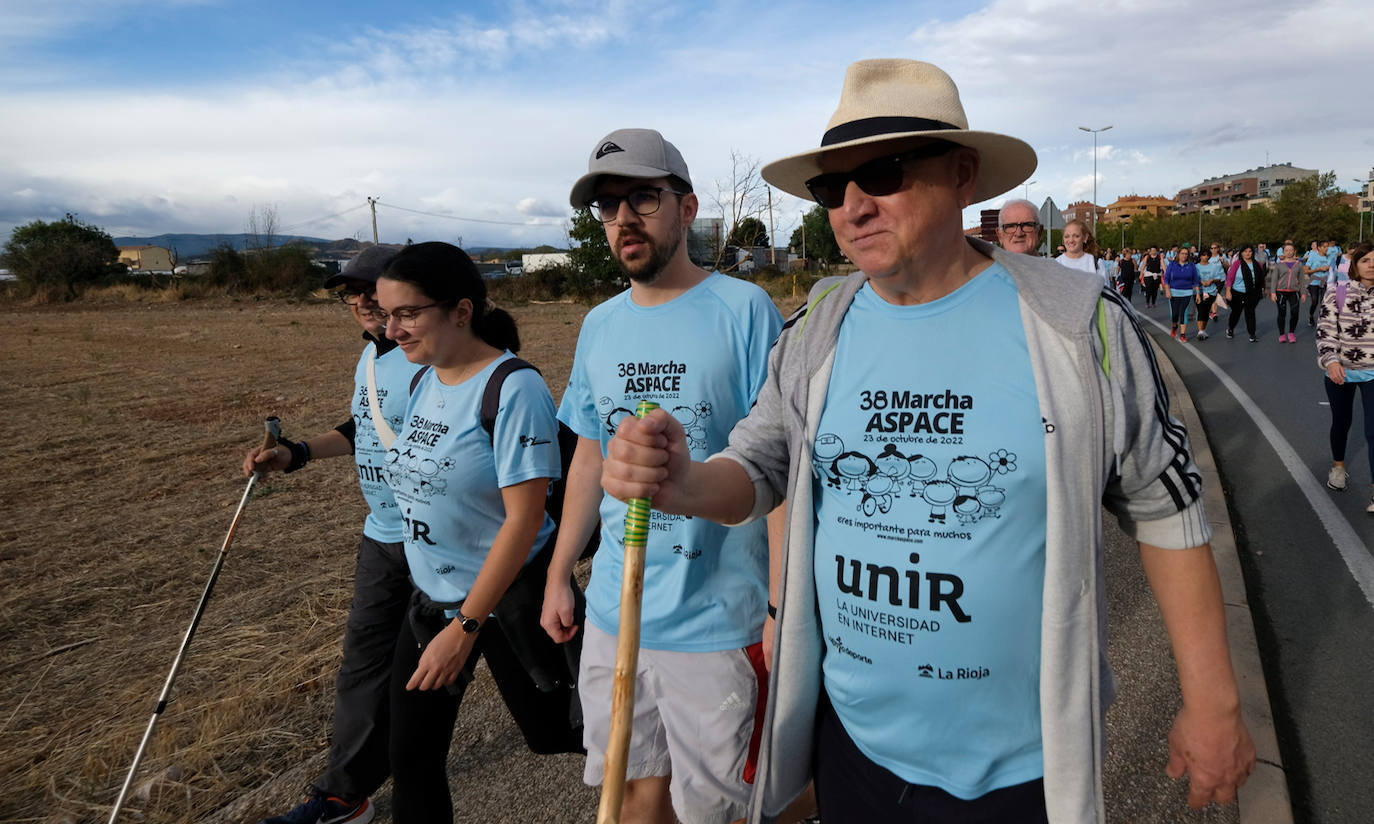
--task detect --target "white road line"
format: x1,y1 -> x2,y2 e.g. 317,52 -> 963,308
1140,315 -> 1374,609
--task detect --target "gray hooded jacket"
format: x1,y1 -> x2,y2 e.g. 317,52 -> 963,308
715,238 -> 1211,823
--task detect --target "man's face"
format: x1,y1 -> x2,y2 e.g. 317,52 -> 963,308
997,203 -> 1041,254
338,278 -> 384,336
821,141 -> 977,282
593,176 -> 695,285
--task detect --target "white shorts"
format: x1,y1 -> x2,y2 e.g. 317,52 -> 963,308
579,622 -> 767,824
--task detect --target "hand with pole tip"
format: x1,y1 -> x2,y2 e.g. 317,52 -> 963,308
109,417 -> 280,824
597,400 -> 658,824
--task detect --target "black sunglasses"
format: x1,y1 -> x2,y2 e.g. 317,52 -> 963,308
804,142 -> 956,209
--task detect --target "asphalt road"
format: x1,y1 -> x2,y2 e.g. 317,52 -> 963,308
1133,293 -> 1374,824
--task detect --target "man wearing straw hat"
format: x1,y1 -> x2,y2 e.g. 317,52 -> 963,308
541,128 -> 784,824
602,60 -> 1254,823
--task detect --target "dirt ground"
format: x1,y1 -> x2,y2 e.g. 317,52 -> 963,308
0,295 -> 599,824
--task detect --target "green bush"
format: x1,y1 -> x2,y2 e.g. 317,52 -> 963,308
205,243 -> 327,295
1,213 -> 124,301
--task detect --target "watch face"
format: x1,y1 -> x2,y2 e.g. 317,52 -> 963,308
460,616 -> 481,634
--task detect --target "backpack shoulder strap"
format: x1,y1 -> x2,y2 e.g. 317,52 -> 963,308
409,364 -> 431,394
482,358 -> 540,442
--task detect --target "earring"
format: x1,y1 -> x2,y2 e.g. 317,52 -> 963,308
457,320 -> 466,327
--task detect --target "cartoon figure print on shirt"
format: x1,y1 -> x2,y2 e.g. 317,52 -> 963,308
598,395 -> 714,452
384,446 -> 454,498
353,383 -> 404,450
814,436 -> 1018,527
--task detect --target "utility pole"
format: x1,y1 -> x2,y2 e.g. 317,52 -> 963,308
367,197 -> 379,244
1078,125 -> 1112,235
1023,180 -> 1036,201
767,188 -> 776,266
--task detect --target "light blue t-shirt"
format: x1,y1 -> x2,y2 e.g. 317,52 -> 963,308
560,273 -> 783,651
812,265 -> 1048,799
350,342 -> 424,543
387,353 -> 560,605
1196,260 -> 1224,296
1305,250 -> 1331,286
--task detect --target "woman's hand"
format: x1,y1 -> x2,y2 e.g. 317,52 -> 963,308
1327,363 -> 1347,385
407,620 -> 479,691
242,444 -> 291,477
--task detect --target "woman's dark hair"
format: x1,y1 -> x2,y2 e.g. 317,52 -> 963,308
1350,242 -> 1373,279
382,241 -> 520,353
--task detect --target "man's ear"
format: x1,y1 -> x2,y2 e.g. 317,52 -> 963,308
680,191 -> 699,226
952,147 -> 981,208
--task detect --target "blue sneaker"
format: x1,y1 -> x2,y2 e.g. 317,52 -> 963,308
260,790 -> 374,824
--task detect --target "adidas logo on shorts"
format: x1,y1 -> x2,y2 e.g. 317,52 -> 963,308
719,691 -> 746,712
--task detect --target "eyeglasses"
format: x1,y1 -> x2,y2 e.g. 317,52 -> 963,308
586,187 -> 687,223
375,303 -> 444,329
1000,221 -> 1041,235
804,142 -> 956,209
337,287 -> 375,305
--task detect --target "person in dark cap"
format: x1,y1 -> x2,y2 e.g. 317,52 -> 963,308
603,59 -> 1254,823
544,128 -> 784,824
244,244 -> 421,824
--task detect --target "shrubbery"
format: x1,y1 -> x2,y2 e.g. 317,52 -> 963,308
205,243 -> 327,295
1,213 -> 124,301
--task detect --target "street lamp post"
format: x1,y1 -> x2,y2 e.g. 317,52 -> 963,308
1078,125 -> 1112,235
1355,179 -> 1368,243
1023,180 -> 1036,201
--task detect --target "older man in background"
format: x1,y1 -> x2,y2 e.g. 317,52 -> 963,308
996,198 -> 1043,255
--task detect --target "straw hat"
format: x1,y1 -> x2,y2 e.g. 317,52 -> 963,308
761,59 -> 1037,205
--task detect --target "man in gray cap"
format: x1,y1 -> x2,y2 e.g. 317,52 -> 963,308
602,60 -> 1254,823
244,245 -> 422,824
541,128 -> 784,824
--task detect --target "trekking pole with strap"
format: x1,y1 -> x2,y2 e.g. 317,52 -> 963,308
108,417 -> 281,824
597,400 -> 658,824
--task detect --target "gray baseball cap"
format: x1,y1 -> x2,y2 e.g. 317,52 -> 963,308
568,128 -> 693,209
324,244 -> 400,288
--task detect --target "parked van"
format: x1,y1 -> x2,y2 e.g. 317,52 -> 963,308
504,260 -> 524,276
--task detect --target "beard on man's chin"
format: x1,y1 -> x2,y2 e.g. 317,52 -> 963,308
617,230 -> 682,285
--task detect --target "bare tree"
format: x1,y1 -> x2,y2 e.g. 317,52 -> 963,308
246,203 -> 279,251
708,150 -> 768,271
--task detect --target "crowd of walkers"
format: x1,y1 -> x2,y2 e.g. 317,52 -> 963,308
1033,219 -> 1374,515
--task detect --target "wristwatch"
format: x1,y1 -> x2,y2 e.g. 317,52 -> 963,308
457,613 -> 482,634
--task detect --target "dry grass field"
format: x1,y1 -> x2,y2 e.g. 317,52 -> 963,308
0,286 -> 1231,824
0,295 -> 605,824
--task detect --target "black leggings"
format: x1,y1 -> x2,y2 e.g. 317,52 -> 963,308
1227,291 -> 1259,336
1275,291 -> 1301,334
389,609 -> 481,824
1325,377 -> 1374,480
1142,277 -> 1161,306
1309,284 -> 1326,321
1169,295 -> 1194,328
1197,294 -> 1217,324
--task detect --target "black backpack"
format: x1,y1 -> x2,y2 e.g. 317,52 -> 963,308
411,358 -> 599,560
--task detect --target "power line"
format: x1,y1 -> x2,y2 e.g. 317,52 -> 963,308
375,200 -> 556,227
279,202 -> 369,233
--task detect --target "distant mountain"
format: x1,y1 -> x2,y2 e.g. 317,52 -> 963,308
111,234 -> 557,261
113,233 -> 336,259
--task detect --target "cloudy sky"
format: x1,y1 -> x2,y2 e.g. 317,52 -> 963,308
2,0 -> 1369,249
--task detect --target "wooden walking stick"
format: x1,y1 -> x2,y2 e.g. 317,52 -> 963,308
597,400 -> 659,824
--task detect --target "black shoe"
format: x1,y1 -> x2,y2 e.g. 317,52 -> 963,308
1226,329 -> 1234,339
1249,336 -> 1258,342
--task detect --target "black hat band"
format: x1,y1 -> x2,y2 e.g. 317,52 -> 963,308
822,116 -> 960,147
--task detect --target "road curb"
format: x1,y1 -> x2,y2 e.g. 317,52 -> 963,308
1150,338 -> 1294,824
